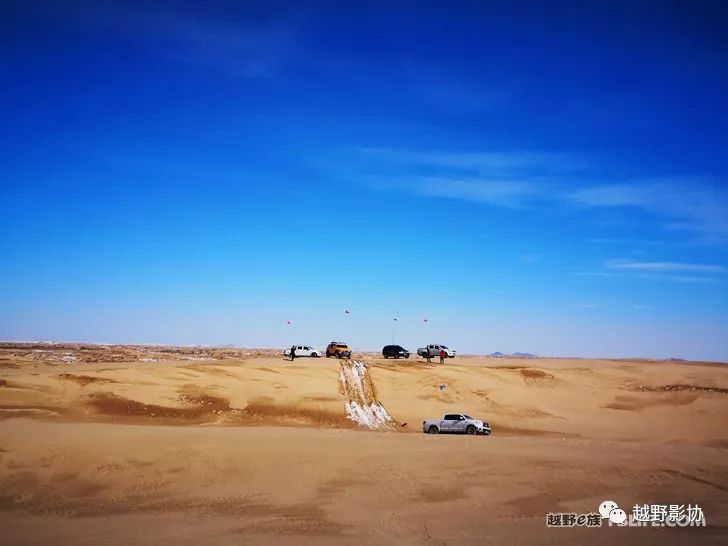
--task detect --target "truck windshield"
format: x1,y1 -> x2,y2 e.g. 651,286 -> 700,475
464,415 -> 473,419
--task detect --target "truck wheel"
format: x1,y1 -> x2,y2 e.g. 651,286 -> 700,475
428,426 -> 439,434
466,425 -> 476,435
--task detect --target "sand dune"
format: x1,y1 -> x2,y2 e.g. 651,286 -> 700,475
1,344 -> 727,544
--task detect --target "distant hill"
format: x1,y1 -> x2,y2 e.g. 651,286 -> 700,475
489,351 -> 537,358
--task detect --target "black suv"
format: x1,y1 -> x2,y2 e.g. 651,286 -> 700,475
382,345 -> 410,359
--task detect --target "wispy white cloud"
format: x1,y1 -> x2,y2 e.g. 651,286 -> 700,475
636,274 -> 718,284
574,300 -> 606,309
605,259 -> 727,274
576,259 -> 725,284
352,148 -> 579,208
359,148 -> 585,179
574,270 -> 719,284
570,181 -> 728,244
587,237 -> 665,246
656,275 -> 718,284
569,185 -> 647,207
338,148 -> 728,245
393,177 -> 537,208
573,272 -> 619,278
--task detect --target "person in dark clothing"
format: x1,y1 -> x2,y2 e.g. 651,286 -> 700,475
290,345 -> 296,362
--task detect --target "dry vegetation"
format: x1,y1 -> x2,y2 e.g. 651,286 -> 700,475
0,341 -> 281,364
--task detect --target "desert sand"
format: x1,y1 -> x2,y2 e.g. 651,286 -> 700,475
1,343 -> 727,545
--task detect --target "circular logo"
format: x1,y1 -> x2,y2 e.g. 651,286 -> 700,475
609,508 -> 628,524
599,500 -> 619,519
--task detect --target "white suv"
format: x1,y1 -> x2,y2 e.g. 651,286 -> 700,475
284,345 -> 321,358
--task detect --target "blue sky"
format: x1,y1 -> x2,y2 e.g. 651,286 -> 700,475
1,1 -> 727,360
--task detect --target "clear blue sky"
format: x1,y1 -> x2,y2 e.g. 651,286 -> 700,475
1,1 -> 727,360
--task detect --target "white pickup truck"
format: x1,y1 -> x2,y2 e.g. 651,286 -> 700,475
423,413 -> 491,435
283,345 -> 322,358
417,344 -> 456,358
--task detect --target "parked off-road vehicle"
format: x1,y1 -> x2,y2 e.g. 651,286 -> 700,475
326,341 -> 352,358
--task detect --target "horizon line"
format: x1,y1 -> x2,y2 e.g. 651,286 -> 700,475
1,338 -> 724,364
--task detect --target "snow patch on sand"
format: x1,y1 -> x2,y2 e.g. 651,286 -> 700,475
344,401 -> 392,429
339,360 -> 394,429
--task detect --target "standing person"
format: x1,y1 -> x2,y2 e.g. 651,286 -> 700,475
290,345 -> 296,362
439,348 -> 447,365
425,349 -> 432,363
